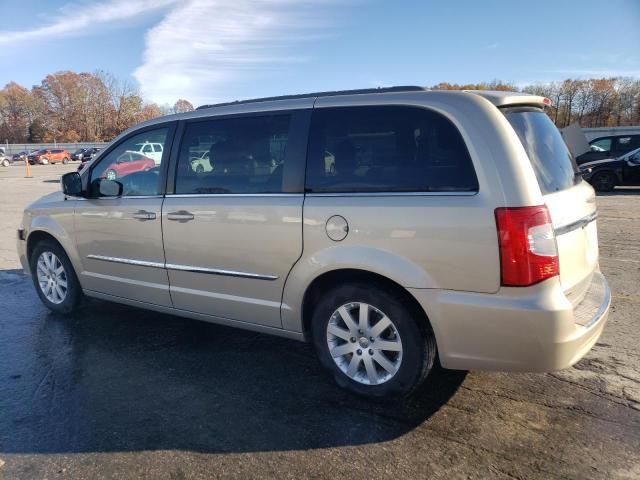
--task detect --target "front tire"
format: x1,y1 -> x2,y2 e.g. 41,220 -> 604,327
312,282 -> 436,399
62,157 -> 69,164
1,158 -> 9,167
30,239 -> 82,314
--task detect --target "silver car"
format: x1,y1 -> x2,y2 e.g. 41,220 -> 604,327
17,87 -> 610,399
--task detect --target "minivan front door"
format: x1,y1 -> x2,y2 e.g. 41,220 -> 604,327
161,112 -> 308,328
74,125 -> 174,306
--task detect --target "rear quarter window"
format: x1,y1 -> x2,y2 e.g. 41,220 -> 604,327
504,109 -> 578,194
305,105 -> 478,193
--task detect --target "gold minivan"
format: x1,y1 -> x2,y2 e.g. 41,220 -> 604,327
17,87 -> 610,399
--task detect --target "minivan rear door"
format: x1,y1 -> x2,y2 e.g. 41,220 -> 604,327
505,108 -> 599,304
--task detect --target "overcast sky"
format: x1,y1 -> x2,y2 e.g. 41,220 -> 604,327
1,0 -> 639,106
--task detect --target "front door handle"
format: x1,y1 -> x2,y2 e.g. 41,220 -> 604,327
167,210 -> 195,222
132,210 -> 157,221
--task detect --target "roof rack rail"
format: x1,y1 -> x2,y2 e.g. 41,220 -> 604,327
196,85 -> 427,110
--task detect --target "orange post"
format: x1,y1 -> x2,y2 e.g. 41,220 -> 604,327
25,158 -> 32,178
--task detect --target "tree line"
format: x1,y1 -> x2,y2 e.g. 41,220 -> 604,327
0,70 -> 194,144
2,72 -> 639,144
433,78 -> 640,128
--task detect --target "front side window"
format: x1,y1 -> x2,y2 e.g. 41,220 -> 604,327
305,106 -> 478,193
591,138 -> 612,152
175,115 -> 291,194
90,127 -> 168,197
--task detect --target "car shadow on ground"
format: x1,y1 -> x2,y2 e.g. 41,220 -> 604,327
0,268 -> 466,455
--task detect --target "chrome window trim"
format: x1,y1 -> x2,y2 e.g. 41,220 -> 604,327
76,195 -> 164,201
305,191 -> 478,197
86,255 -> 278,281
555,211 -> 598,236
167,193 -> 303,198
77,192 -> 476,199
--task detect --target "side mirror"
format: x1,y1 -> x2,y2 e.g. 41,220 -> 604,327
60,172 -> 84,197
97,178 -> 124,197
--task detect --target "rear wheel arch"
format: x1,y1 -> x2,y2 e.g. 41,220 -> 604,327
301,268 -> 435,341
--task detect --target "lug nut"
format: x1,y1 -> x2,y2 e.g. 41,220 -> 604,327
350,337 -> 356,343
369,337 -> 375,342
356,349 -> 362,355
368,349 -> 374,355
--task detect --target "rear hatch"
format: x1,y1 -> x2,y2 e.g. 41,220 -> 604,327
504,108 -> 598,305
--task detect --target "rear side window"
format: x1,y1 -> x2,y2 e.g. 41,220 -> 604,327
305,106 -> 478,193
505,109 -> 578,194
175,115 -> 291,194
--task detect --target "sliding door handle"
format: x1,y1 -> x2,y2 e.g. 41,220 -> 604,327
167,210 -> 195,222
132,210 -> 156,221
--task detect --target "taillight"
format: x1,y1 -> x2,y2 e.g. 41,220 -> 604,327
495,206 -> 559,287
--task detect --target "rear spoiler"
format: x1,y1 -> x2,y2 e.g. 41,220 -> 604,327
465,90 -> 552,108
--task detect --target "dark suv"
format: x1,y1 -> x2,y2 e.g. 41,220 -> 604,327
576,134 -> 640,165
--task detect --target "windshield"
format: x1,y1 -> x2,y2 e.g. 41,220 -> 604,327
505,109 -> 578,194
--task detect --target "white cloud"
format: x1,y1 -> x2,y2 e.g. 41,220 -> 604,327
133,0 -> 338,105
1,0 -> 341,105
0,0 -> 178,46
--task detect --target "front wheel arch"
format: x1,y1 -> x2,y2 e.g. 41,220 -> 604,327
27,230 -> 65,263
590,169 -> 619,192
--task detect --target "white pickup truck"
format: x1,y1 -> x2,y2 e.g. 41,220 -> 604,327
132,141 -> 163,165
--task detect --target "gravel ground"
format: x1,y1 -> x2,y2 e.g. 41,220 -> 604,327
0,164 -> 639,479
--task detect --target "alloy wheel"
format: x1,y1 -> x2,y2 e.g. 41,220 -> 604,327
36,251 -> 68,304
326,302 -> 403,385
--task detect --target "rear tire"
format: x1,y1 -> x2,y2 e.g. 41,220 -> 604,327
591,171 -> 616,192
62,157 -> 69,164
29,239 -> 82,314
1,159 -> 9,167
311,282 -> 436,399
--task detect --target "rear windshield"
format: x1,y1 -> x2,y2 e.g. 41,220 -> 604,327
504,109 -> 578,194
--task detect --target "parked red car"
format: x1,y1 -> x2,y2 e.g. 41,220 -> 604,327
28,148 -> 71,165
103,151 -> 156,180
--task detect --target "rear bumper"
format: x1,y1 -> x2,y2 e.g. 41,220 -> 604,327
409,272 -> 610,372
